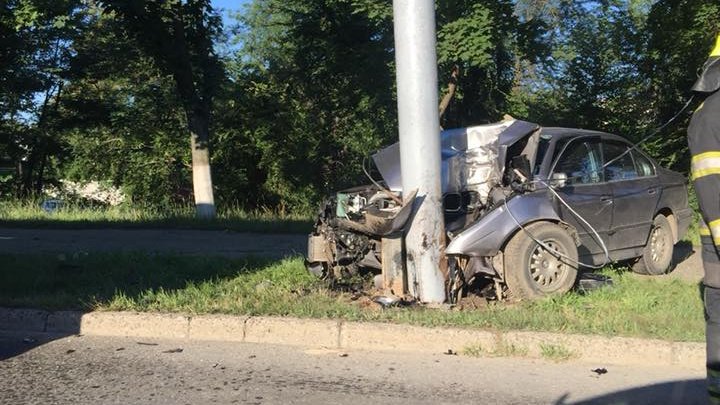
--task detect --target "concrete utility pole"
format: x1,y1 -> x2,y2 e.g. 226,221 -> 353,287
392,0 -> 446,303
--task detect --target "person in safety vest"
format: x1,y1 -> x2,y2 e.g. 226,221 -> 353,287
687,32 -> 720,403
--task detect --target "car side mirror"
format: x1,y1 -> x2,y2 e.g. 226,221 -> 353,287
550,172 -> 568,188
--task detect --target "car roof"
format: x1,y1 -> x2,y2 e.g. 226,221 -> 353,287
540,127 -> 630,143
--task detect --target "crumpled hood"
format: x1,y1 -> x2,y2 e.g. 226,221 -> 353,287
372,119 -> 540,202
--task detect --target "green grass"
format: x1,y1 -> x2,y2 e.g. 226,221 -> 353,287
539,343 -> 577,362
463,342 -> 529,358
0,200 -> 313,233
0,253 -> 705,342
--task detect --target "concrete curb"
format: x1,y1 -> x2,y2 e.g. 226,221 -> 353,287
0,307 -> 704,368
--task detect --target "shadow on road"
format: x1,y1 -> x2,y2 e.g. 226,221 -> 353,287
672,240 -> 696,268
0,253 -> 284,360
0,331 -> 78,361
556,378 -> 706,404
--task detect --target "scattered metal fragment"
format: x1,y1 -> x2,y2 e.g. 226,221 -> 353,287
66,349 -> 76,354
577,273 -> 614,295
162,348 -> 183,353
136,342 -> 159,346
372,296 -> 401,308
115,348 -> 125,351
591,368 -> 608,375
338,353 -> 349,358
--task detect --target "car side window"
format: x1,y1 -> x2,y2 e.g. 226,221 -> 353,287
632,150 -> 655,177
603,142 -> 637,181
554,140 -> 602,185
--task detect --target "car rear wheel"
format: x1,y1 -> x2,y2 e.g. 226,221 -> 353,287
504,222 -> 579,300
632,214 -> 674,275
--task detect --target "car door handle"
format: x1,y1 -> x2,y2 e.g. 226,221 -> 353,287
647,188 -> 657,195
600,195 -> 612,202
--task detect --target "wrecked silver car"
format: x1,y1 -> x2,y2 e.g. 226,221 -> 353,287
306,120 -> 693,301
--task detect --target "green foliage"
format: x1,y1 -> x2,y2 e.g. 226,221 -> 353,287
437,0 -> 547,126
0,0 -> 716,212
55,10 -> 190,206
0,0 -> 84,196
438,4 -> 495,69
224,0 -> 398,211
641,0 -> 720,170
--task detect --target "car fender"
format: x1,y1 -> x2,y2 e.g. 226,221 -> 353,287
446,192 -> 561,257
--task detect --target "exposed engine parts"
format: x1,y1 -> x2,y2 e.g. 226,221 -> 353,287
306,119 -> 690,303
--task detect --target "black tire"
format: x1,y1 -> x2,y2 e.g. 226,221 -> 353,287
632,215 -> 674,276
504,222 -> 579,300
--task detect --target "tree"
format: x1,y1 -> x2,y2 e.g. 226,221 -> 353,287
99,0 -> 224,218
642,0 -> 720,170
0,0 -> 83,196
59,7 -> 191,207
436,0 -> 549,126
229,0 -> 397,212
224,0 -> 547,212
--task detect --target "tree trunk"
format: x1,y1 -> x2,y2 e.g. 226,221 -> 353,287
165,4 -> 216,219
34,151 -> 46,195
438,65 -> 460,126
188,112 -> 216,219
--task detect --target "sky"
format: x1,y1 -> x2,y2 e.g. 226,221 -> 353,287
212,0 -> 245,18
212,0 -> 248,36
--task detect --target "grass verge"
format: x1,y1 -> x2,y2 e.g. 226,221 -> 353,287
0,200 -> 313,233
0,253 -> 704,342
463,342 -> 529,358
539,343 -> 578,362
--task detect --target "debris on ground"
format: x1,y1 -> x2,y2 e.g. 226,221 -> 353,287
577,273 -> 614,295
591,367 -> 608,376
162,348 -> 183,354
455,294 -> 489,310
372,295 -> 401,308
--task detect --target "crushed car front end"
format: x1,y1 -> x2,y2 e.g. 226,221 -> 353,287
306,119 -> 545,299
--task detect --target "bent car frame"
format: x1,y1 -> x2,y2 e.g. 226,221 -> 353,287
306,120 -> 692,301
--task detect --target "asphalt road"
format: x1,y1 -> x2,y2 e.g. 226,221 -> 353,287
0,227 -> 704,282
0,332 -> 707,405
0,228 -> 307,259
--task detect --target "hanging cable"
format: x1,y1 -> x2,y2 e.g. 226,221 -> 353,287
601,95 -> 696,171
505,95 -> 697,269
362,156 -> 403,206
503,191 -> 609,269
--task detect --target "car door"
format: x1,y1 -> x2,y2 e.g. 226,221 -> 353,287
603,141 -> 660,251
550,137 -> 613,258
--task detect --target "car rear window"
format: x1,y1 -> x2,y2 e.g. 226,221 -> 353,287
632,150 -> 656,177
603,142 -> 637,181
